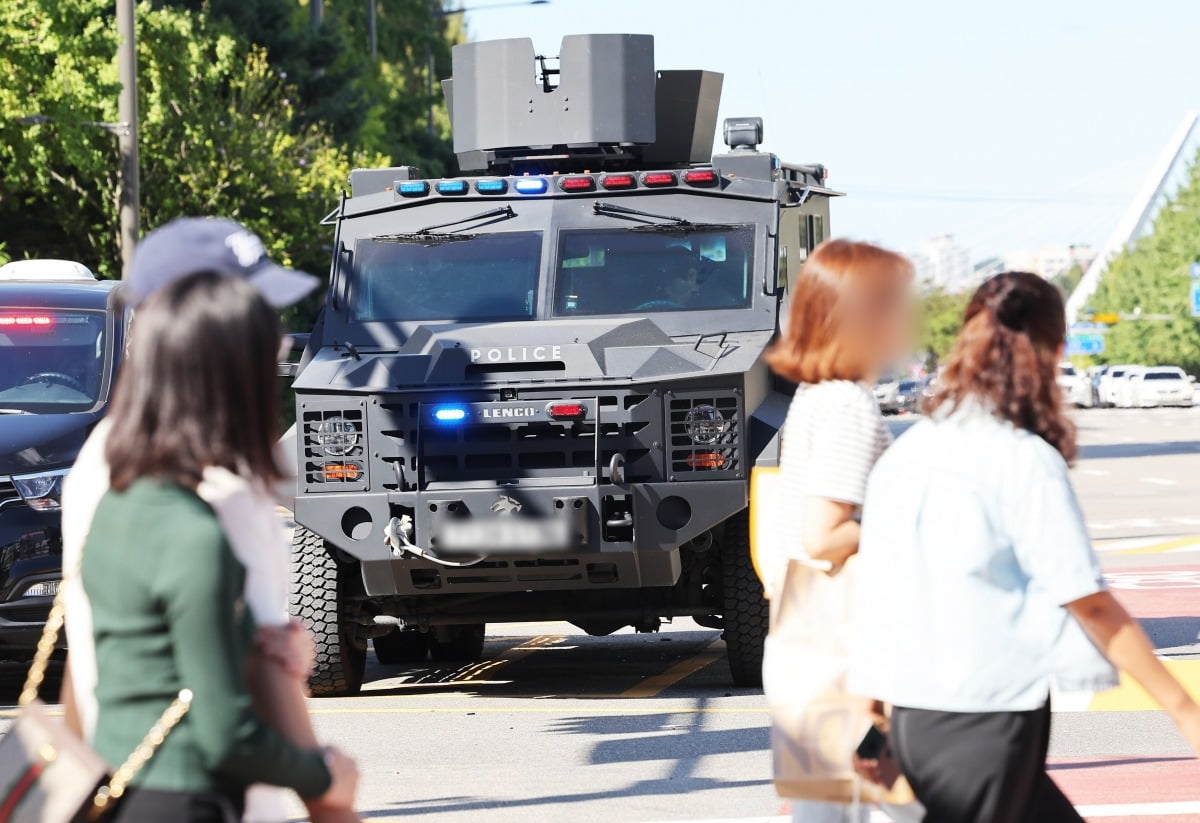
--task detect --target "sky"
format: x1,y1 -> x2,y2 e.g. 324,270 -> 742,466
462,0 -> 1200,263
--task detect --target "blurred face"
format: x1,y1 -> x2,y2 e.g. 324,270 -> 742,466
845,274 -> 916,381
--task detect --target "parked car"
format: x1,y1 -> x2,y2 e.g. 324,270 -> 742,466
896,377 -> 931,414
1113,366 -> 1146,408
1057,362 -> 1091,407
1131,366 -> 1194,408
874,375 -> 903,414
0,260 -> 125,654
1099,364 -> 1139,408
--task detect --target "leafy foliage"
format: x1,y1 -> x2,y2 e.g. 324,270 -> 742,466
917,286 -> 971,366
0,0 -> 458,284
1089,150 -> 1200,374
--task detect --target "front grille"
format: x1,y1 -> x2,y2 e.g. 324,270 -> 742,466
299,403 -> 369,492
668,394 -> 742,479
373,390 -> 662,491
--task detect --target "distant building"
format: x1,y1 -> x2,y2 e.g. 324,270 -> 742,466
909,234 -> 973,291
1003,243 -> 1096,280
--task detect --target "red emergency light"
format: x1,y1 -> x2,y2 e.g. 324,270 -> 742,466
547,403 -> 586,419
683,169 -> 719,187
0,316 -> 54,328
642,172 -> 677,188
559,176 -> 596,192
600,174 -> 637,190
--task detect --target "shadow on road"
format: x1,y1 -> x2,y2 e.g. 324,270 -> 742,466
1078,440 -> 1200,460
355,696 -> 771,818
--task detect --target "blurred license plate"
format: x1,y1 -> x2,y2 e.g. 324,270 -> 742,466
439,516 -> 572,553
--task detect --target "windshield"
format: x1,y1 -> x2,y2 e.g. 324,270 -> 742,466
554,226 -> 754,316
0,309 -> 107,412
352,231 -> 542,322
1144,371 -> 1183,381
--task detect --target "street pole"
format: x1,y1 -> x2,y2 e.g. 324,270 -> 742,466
311,0 -> 323,28
116,0 -> 139,278
368,1 -> 377,59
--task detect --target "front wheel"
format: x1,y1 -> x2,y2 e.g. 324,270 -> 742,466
720,509 -> 767,687
290,527 -> 366,696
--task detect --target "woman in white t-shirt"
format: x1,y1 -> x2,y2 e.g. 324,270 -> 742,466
762,239 -> 915,823
848,272 -> 1200,821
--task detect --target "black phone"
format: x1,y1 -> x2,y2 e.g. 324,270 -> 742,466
855,724 -> 888,760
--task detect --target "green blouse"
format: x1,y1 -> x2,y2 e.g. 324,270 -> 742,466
82,479 -> 330,799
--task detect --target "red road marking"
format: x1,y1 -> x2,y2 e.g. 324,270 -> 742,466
1049,756 -> 1200,807
1107,566 -> 1200,619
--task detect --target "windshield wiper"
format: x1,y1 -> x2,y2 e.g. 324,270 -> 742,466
372,206 -> 517,245
592,201 -> 731,233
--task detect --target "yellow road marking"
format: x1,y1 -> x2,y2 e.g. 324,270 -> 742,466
619,638 -> 725,698
1110,536 -> 1200,556
1089,659 -> 1200,711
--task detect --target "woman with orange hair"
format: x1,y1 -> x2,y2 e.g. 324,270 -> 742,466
762,238 -> 915,823
848,272 -> 1200,821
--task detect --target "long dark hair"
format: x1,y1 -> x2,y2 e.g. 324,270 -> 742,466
927,271 -> 1076,461
106,272 -> 284,491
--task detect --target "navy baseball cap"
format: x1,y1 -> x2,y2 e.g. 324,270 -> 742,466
126,217 -> 319,307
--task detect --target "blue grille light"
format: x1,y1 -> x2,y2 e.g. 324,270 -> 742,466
433,406 -> 468,423
514,177 -> 548,194
436,179 -> 469,195
475,179 -> 508,194
398,181 -> 430,197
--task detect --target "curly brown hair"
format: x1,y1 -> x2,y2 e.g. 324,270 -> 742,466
926,271 -> 1076,461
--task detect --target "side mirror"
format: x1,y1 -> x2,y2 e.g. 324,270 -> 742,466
278,333 -> 310,378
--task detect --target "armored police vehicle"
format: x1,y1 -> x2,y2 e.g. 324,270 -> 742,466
289,34 -> 837,695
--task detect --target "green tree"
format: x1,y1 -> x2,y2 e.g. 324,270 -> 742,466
917,286 -> 971,366
1089,150 -> 1200,374
0,0 -> 385,280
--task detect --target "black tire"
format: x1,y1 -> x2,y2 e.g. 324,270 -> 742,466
373,630 -> 430,665
429,624 -> 486,662
720,509 -> 767,687
290,527 -> 366,696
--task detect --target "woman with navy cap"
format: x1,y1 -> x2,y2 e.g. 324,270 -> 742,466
61,219 -> 358,822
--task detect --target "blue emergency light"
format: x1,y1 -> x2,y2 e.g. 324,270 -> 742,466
475,179 -> 508,194
433,406 -> 468,423
514,178 -> 548,194
398,181 -> 430,197
436,180 -> 469,195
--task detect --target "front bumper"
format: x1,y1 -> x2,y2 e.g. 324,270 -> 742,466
0,500 -> 62,650
296,479 -> 747,596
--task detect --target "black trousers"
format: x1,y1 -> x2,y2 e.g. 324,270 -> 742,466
891,702 -> 1082,823
107,787 -> 244,823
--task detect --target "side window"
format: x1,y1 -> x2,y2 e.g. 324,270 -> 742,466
809,214 -> 825,249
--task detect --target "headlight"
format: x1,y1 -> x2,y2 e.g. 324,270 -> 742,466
316,415 -> 359,456
12,468 -> 70,512
683,404 -> 727,445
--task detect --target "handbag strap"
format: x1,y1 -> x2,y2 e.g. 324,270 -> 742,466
17,578 -> 69,707
18,558 -> 194,817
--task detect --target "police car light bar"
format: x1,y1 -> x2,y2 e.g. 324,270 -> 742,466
436,180 -> 469,195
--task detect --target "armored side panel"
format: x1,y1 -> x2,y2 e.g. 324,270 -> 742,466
348,166 -> 423,197
450,34 -> 656,165
641,70 -> 724,166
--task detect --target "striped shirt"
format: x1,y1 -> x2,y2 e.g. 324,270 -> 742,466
760,380 -> 891,598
